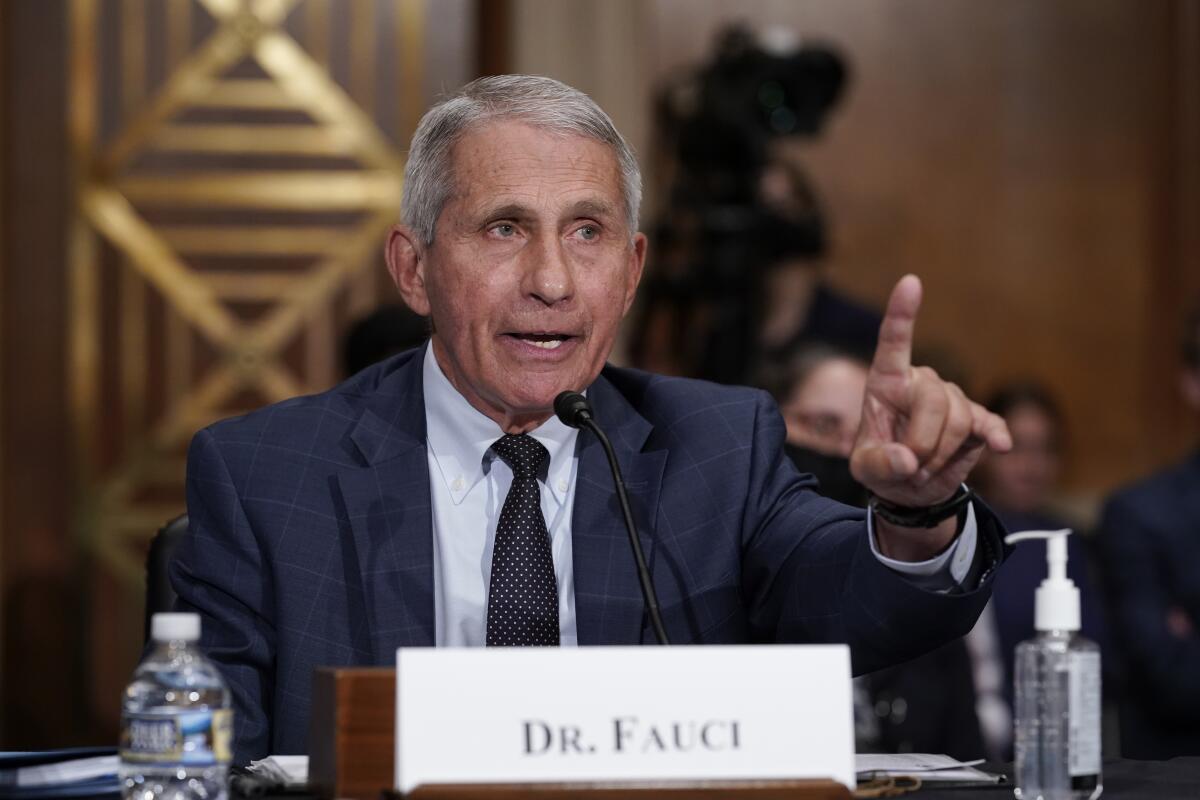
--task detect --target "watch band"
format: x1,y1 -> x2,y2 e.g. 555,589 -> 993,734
869,485 -> 973,529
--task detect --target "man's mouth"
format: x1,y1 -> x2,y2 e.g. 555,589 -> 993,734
506,332 -> 573,350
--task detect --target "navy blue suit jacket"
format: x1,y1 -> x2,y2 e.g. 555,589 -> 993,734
172,348 -> 1002,763
1097,450 -> 1200,758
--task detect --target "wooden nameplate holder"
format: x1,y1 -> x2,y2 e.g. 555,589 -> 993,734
310,668 -> 851,800
311,668 -> 396,799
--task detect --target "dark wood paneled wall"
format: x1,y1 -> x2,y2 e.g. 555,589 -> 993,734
651,0 -> 1199,492
0,0 -> 476,749
0,0 -> 88,746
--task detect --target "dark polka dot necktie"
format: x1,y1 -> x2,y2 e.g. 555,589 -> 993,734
486,433 -> 559,646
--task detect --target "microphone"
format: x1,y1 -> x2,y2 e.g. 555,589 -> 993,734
555,391 -> 670,645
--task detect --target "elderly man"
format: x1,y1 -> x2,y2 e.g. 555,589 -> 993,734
173,75 -> 1011,763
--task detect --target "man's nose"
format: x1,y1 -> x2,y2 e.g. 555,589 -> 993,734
523,233 -> 575,305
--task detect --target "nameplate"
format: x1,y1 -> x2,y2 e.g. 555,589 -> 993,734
394,645 -> 854,793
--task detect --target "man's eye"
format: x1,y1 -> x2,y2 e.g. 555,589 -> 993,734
799,413 -> 841,438
577,225 -> 598,241
492,223 -> 516,237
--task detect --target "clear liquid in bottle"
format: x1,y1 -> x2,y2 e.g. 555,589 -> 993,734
119,613 -> 232,800
1013,630 -> 1101,800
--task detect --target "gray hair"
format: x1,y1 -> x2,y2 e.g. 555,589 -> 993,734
400,75 -> 642,244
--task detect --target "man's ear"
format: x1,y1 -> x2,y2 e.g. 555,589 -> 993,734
385,224 -> 431,316
622,232 -> 648,314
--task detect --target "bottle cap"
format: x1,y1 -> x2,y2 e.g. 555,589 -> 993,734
151,612 -> 201,642
1004,529 -> 1080,632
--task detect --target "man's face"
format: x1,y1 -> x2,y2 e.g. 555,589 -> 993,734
979,403 -> 1061,514
1183,366 -> 1200,415
781,358 -> 868,458
387,119 -> 646,431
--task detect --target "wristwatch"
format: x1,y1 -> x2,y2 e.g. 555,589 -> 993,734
869,485 -> 973,529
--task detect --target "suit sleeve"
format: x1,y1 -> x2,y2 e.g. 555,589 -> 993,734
1097,495 -> 1200,719
738,391 -> 1004,675
170,428 -> 275,764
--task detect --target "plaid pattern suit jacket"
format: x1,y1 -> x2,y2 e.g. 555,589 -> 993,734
171,346 -> 1003,763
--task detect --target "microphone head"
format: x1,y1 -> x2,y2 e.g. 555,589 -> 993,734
554,391 -> 593,428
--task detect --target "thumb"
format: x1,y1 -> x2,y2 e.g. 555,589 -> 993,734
851,442 -> 919,486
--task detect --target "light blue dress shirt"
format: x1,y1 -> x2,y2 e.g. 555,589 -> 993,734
423,345 -> 581,646
421,344 -> 977,647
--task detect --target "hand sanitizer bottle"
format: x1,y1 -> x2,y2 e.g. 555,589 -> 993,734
1008,530 -> 1101,800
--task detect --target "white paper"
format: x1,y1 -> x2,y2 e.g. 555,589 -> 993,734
913,768 -> 1001,783
248,755 -> 308,787
17,756 -> 119,788
855,753 -> 1000,783
396,645 -> 854,793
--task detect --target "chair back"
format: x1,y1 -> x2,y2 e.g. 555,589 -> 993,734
144,513 -> 189,642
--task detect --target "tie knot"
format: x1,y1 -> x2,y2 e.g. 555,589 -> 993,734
491,434 -> 549,479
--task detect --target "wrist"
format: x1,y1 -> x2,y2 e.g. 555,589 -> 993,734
870,486 -> 972,563
874,515 -> 959,561
869,485 -> 973,528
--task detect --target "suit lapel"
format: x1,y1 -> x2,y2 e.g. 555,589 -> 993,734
335,353 -> 436,661
572,372 -> 667,645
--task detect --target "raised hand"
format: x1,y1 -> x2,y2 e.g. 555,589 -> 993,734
850,275 -> 1011,511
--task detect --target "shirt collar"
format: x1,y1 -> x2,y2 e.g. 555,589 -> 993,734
422,342 -> 578,506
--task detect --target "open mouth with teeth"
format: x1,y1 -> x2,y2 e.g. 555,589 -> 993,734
506,332 -> 573,350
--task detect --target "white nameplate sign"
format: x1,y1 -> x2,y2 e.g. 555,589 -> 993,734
394,644 -> 854,793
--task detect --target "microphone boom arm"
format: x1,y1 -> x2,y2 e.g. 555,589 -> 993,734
579,417 -> 671,646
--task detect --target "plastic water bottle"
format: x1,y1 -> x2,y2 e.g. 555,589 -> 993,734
1008,530 -> 1102,800
120,613 -> 232,800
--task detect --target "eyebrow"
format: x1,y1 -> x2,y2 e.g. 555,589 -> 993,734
478,203 -> 533,223
475,199 -> 619,225
567,199 -> 618,220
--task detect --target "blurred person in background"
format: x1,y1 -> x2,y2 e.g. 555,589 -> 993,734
630,26 -> 880,384
974,383 -> 1071,530
762,345 -> 985,760
1097,303 -> 1200,758
765,343 -> 870,506
968,381 -> 1108,760
342,304 -> 429,377
753,158 -> 882,364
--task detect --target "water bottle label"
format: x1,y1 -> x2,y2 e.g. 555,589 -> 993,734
1067,651 -> 1101,776
120,709 -> 232,766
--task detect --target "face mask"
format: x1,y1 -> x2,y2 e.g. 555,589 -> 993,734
785,444 -> 868,507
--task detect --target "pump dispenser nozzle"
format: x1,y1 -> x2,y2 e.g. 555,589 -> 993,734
1004,528 -> 1080,632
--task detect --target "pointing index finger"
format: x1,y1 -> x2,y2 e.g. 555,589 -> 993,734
871,274 -> 923,377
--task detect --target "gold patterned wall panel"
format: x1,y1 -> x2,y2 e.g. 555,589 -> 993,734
68,0 -> 425,598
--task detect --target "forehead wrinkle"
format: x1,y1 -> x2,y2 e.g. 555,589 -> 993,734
445,122 -> 626,231
465,180 -> 620,226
